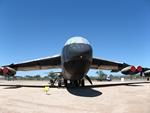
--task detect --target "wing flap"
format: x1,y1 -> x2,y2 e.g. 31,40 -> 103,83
3,55 -> 61,71
91,57 -> 128,71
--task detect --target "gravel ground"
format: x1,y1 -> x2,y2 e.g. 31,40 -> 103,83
0,80 -> 150,113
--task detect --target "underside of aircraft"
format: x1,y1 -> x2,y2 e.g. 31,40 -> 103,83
0,36 -> 150,87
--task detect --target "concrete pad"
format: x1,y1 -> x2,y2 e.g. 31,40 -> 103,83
0,80 -> 150,113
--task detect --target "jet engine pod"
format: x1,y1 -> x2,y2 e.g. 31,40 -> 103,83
130,66 -> 143,75
2,67 -> 16,76
121,66 -> 136,75
144,70 -> 150,77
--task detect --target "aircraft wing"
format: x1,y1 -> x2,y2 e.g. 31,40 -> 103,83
142,67 -> 150,72
3,55 -> 61,71
91,57 -> 129,72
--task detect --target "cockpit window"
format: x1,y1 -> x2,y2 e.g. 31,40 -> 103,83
65,36 -> 90,45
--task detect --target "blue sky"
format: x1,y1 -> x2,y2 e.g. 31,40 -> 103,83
0,0 -> 150,76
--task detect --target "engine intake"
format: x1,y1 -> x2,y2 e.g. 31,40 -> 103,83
137,66 -> 142,72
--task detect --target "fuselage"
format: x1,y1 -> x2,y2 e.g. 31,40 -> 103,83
61,37 -> 93,80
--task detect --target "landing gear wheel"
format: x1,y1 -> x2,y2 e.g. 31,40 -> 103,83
64,79 -> 68,87
147,77 -> 149,81
81,79 -> 85,87
58,79 -> 62,87
74,80 -> 79,87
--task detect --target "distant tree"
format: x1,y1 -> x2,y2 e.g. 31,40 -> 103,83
34,75 -> 41,80
89,76 -> 97,80
25,75 -> 33,80
43,76 -> 49,80
24,75 -> 42,80
48,71 -> 58,79
96,70 -> 107,81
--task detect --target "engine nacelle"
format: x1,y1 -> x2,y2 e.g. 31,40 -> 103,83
2,67 -> 16,76
0,67 -> 3,75
133,66 -> 143,75
144,70 -> 150,77
121,66 -> 136,75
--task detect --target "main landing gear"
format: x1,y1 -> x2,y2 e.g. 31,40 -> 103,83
57,78 -> 85,87
73,79 -> 85,87
49,75 -> 92,87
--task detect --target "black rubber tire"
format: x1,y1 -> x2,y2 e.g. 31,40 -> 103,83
74,80 -> 79,87
147,78 -> 149,81
64,79 -> 68,87
81,79 -> 85,87
58,80 -> 62,87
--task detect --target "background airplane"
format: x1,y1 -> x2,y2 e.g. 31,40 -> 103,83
0,36 -> 150,87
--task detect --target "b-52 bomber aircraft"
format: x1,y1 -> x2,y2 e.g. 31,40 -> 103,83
0,36 -> 150,87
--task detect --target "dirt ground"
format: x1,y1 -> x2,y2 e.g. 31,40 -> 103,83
0,80 -> 150,113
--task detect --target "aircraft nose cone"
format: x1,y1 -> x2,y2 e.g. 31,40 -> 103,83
64,59 -> 91,80
68,43 -> 92,60
71,43 -> 89,51
62,43 -> 93,80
